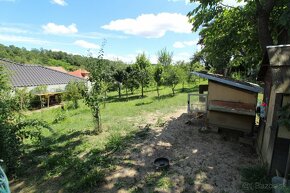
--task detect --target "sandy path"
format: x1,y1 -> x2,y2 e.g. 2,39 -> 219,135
97,107 -> 258,193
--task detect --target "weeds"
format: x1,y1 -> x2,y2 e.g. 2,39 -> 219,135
157,176 -> 173,189
240,165 -> 271,193
52,110 -> 67,124
155,117 -> 166,127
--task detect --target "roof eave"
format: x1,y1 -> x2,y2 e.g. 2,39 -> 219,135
192,71 -> 263,93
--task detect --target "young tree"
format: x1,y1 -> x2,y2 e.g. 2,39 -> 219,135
153,64 -> 164,98
157,48 -> 173,67
84,42 -> 107,133
15,87 -> 31,110
63,81 -> 86,109
134,53 -> 151,98
113,69 -> 126,99
123,65 -> 139,96
164,66 -> 180,95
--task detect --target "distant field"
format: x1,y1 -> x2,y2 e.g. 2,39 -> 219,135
11,83 -> 203,193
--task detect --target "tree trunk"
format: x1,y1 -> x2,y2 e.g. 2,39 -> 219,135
126,87 -> 128,100
172,86 -> 175,95
256,0 -> 274,53
157,86 -> 160,98
118,83 -> 121,99
94,108 -> 102,134
20,97 -> 23,110
141,84 -> 144,98
182,81 -> 185,92
103,91 -> 107,108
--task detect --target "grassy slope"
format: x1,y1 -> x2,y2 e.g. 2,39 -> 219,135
12,83 -> 202,192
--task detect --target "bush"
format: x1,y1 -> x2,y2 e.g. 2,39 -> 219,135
0,67 -> 50,173
14,87 -> 31,110
63,81 -> 86,109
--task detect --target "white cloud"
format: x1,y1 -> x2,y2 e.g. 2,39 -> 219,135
42,23 -> 78,35
0,34 -> 51,45
102,12 -> 192,38
74,40 -> 100,49
51,0 -> 67,6
173,40 -> 197,48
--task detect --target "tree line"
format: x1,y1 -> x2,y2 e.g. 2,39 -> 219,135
0,43 -> 126,71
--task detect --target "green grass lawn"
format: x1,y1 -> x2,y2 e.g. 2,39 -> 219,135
14,83 -> 203,192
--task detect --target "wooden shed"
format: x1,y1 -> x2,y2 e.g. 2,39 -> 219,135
257,45 -> 290,175
192,72 -> 262,134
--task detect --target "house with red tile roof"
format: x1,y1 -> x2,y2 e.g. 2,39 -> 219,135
68,69 -> 90,79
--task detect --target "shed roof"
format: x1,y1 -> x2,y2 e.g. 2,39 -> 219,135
192,71 -> 263,93
0,59 -> 85,87
257,45 -> 290,81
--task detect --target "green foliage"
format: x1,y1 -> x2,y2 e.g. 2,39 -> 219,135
0,66 -> 50,173
187,0 -> 290,79
240,165 -> 271,193
134,53 -> 152,97
157,48 -> 173,67
52,110 -> 67,124
164,66 -> 180,95
63,81 -> 86,109
188,2 -> 261,77
12,82 -> 201,192
157,176 -> 173,189
84,42 -> 107,134
154,64 -> 164,97
14,87 -> 31,110
30,85 -> 48,95
113,68 -> 126,99
124,65 -> 139,95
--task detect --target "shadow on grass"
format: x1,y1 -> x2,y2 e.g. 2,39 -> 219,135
13,124 -> 155,193
106,94 -> 148,103
135,101 -> 153,106
11,102 -> 255,193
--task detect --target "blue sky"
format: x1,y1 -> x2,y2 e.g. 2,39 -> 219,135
0,0 -> 240,63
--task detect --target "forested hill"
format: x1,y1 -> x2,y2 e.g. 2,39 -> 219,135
0,44 -> 122,70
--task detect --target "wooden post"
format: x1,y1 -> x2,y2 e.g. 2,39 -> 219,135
283,144 -> 290,186
47,95 -> 50,107
267,93 -> 283,174
39,95 -> 42,109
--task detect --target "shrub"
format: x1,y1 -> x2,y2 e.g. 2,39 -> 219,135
63,81 -> 86,109
0,67 -> 50,173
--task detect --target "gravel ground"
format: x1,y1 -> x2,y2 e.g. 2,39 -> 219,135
98,108 -> 258,193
